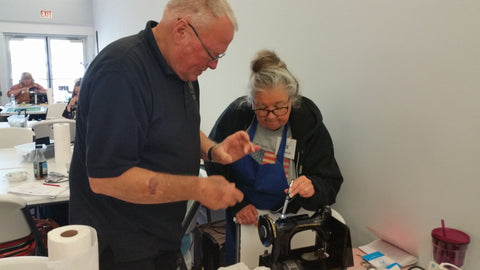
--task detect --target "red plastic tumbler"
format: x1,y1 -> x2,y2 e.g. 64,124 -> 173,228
431,227 -> 470,267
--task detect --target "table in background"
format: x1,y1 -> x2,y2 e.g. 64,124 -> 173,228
0,148 -> 69,206
0,105 -> 47,121
0,120 -> 38,128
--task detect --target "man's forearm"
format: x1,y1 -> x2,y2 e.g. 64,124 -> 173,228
89,166 -> 202,204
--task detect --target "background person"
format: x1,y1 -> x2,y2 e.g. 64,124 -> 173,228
62,78 -> 81,119
69,0 -> 259,269
205,49 -> 344,265
7,72 -> 46,104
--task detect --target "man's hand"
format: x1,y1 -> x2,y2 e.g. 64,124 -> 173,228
212,131 -> 261,164
197,175 -> 244,210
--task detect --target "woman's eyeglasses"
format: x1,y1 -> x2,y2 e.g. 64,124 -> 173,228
254,106 -> 289,117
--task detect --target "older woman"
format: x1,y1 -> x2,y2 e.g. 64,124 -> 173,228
205,49 -> 344,265
7,72 -> 47,104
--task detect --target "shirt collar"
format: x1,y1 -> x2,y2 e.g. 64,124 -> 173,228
143,20 -> 178,78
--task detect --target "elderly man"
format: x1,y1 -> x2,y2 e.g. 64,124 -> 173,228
69,0 -> 258,269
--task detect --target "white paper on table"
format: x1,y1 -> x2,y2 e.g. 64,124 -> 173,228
8,181 -> 69,198
359,238 -> 417,267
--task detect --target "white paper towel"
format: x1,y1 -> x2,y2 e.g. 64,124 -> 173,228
0,256 -> 50,270
47,225 -> 99,270
53,123 -> 71,172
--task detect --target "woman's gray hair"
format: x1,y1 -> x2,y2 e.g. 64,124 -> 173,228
164,0 -> 238,31
247,50 -> 301,108
20,72 -> 34,84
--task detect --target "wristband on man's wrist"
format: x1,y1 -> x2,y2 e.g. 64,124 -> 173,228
208,145 -> 217,162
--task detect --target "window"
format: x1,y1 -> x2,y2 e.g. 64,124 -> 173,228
5,34 -> 87,103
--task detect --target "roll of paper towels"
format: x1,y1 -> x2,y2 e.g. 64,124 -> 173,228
47,225 -> 99,270
53,123 -> 72,172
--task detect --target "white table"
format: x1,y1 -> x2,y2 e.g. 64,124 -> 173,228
0,120 -> 38,128
0,148 -> 69,206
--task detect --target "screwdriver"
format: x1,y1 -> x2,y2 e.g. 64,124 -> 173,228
280,179 -> 294,219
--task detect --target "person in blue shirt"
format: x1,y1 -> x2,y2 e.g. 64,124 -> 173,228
69,1 -> 258,269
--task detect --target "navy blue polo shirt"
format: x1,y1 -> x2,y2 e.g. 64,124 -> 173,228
69,21 -> 200,262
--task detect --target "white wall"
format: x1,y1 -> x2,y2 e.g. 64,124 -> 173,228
92,0 -> 166,50
96,0 -> 479,268
0,0 -> 93,26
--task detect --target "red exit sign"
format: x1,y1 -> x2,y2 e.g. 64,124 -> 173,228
40,10 -> 52,19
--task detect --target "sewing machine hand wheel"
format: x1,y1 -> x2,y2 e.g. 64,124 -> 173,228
258,214 -> 275,247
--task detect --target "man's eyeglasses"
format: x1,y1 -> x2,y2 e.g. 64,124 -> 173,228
187,22 -> 225,62
254,105 -> 290,117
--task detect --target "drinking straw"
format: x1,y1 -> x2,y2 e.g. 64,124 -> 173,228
441,219 -> 446,236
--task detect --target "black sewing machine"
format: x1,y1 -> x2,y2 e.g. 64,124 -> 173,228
28,87 -> 48,104
257,206 -> 353,270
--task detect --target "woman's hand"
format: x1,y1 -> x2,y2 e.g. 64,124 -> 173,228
18,87 -> 28,95
67,96 -> 78,112
70,96 -> 78,106
235,204 -> 259,226
285,175 -> 315,198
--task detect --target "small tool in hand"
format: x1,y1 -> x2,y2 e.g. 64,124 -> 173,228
280,180 -> 294,219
